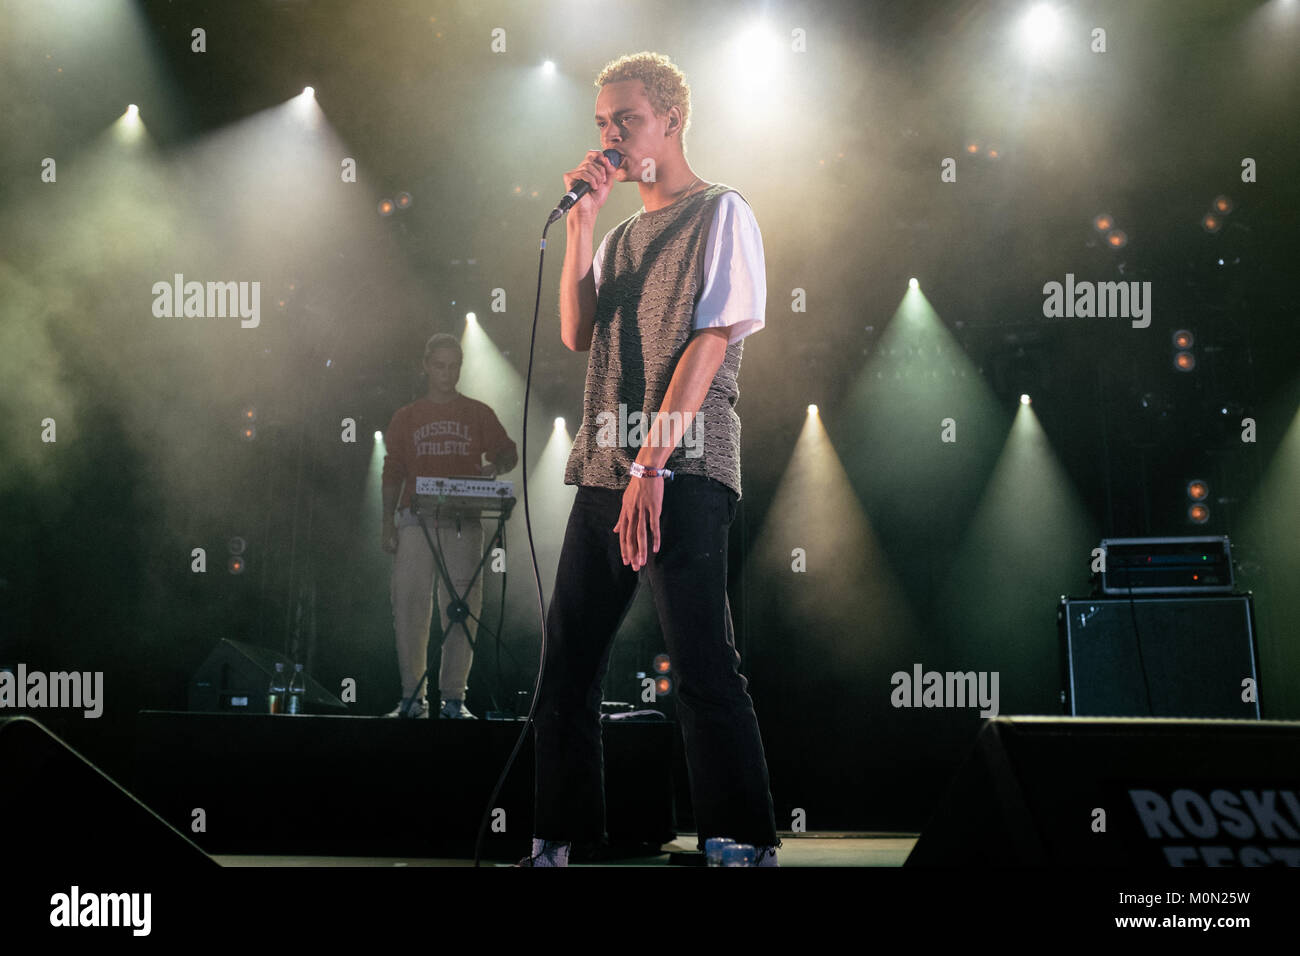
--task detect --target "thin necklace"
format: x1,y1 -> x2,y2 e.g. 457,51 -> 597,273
644,176 -> 703,214
675,175 -> 702,201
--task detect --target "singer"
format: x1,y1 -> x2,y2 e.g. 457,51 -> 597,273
524,51 -> 779,866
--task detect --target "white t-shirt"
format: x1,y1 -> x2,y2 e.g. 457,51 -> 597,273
592,191 -> 766,345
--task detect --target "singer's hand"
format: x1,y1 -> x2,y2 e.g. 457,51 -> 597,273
613,475 -> 663,572
563,150 -> 618,226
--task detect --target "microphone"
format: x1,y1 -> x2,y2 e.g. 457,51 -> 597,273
547,148 -> 624,224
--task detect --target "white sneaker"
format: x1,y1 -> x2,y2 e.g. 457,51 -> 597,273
383,697 -> 429,718
439,698 -> 476,719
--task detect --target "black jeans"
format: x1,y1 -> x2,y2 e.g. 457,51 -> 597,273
533,474 -> 778,850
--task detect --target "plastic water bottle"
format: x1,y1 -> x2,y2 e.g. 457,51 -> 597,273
705,837 -> 735,866
287,663 -> 305,714
720,843 -> 756,866
268,662 -> 287,714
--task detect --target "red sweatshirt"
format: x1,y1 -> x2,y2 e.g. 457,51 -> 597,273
382,394 -> 516,511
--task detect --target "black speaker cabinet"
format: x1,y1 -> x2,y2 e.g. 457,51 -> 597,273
905,716 -> 1300,867
189,638 -> 347,714
0,717 -> 215,869
1058,594 -> 1260,717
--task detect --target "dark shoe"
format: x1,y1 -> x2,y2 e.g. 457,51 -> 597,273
753,844 -> 780,866
513,838 -> 570,867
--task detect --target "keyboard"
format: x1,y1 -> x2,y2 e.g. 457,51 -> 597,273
413,476 -> 516,519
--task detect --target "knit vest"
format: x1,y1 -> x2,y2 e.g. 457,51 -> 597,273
564,183 -> 748,498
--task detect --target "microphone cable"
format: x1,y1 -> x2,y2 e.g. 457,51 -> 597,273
471,213 -> 560,867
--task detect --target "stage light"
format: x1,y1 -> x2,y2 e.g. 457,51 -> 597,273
1213,195 -> 1233,214
542,60 -> 556,75
1188,503 -> 1210,525
1187,479 -> 1209,501
1092,213 -> 1113,232
1018,3 -> 1062,56
288,85 -> 321,127
228,556 -> 246,574
378,198 -> 394,216
1025,4 -> 1058,31
243,406 -> 257,422
734,22 -> 782,64
466,312 -> 477,324
113,102 -> 147,144
1174,351 -> 1196,372
909,277 -> 919,289
655,676 -> 673,697
987,147 -> 1000,159
1202,213 -> 1222,233
966,142 -> 979,154
1172,329 -> 1194,349
374,431 -> 383,441
1106,230 -> 1127,248
241,425 -> 256,441
653,654 -> 671,674
807,404 -> 819,416
731,21 -> 784,93
554,417 -> 565,430
1020,394 -> 1031,405
395,191 -> 413,209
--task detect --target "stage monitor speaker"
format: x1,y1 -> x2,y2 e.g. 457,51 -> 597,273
0,717 -> 216,869
189,638 -> 347,714
1058,594 -> 1260,717
905,716 -> 1300,867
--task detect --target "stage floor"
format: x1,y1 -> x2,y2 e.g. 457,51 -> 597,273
212,832 -> 918,867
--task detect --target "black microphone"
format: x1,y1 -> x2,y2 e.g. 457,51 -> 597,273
547,148 -> 624,224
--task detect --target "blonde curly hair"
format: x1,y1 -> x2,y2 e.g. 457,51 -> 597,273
595,51 -> 692,152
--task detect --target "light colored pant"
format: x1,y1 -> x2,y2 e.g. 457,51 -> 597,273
390,507 -> 485,700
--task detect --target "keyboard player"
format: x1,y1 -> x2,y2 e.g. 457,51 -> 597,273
380,332 -> 518,719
